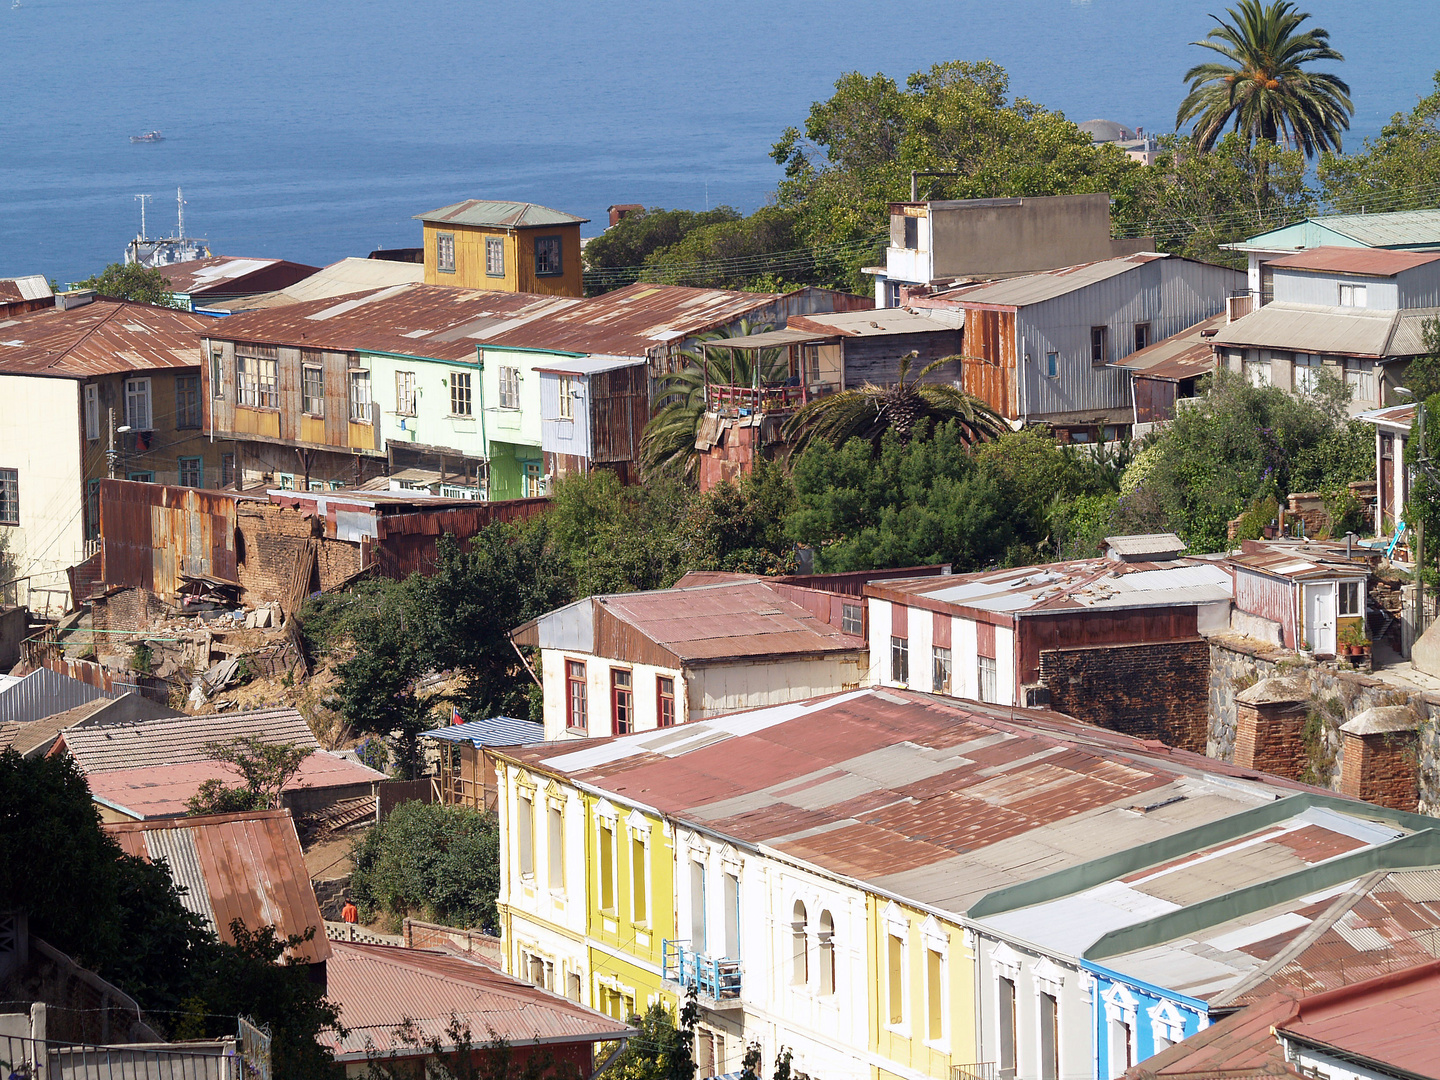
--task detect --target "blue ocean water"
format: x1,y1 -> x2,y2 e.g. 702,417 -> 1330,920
1,0 -> 1435,283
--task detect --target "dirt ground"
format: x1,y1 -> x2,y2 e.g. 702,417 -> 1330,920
303,828 -> 364,879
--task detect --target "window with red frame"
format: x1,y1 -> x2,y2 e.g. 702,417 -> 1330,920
611,669 -> 633,735
657,676 -> 676,727
565,660 -> 587,732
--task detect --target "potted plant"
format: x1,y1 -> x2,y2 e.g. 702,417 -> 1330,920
1299,638 -> 1313,659
1339,622 -> 1370,657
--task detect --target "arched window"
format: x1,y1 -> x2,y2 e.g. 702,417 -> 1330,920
818,910 -> 835,995
791,901 -> 808,986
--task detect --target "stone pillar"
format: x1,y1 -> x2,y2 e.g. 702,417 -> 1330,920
1233,677 -> 1309,779
1339,707 -> 1419,812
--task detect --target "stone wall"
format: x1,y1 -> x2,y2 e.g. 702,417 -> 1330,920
312,875 -> 352,922
1040,639 -> 1210,753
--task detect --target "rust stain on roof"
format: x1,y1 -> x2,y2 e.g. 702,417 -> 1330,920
1269,245 -> 1440,277
0,299 -> 207,377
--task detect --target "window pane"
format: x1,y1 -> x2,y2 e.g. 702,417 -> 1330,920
926,949 -> 942,1041
176,374 -> 201,428
932,647 -> 952,695
999,977 -> 1016,1077
842,603 -> 863,636
486,237 -> 505,276
891,636 -> 909,684
612,669 -> 633,735
350,371 -> 372,422
302,367 -> 325,416
631,835 -> 647,923
451,371 -> 472,416
548,805 -> 564,888
0,469 -> 18,525
887,934 -> 904,1023
657,676 -> 675,727
178,456 -> 203,487
396,371 -> 416,415
258,359 -> 278,409
518,795 -> 534,876
566,660 -> 587,731
535,236 -> 563,276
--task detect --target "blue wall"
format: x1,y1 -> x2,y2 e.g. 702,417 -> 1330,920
1084,962 -> 1208,1080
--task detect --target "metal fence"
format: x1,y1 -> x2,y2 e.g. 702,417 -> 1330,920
0,1033 -> 238,1080
236,1017 -> 269,1080
661,940 -> 741,1000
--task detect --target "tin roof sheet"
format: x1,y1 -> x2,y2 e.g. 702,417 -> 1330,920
700,327 -> 819,350
1276,959 -> 1440,1075
0,275 -> 53,302
1317,209 -> 1440,249
1210,303 -> 1440,359
414,200 -> 589,229
105,809 -> 330,963
1119,990 -> 1301,1079
786,308 -> 958,337
501,688 -> 1323,917
61,706 -> 320,773
1268,246 -> 1440,277
936,252 -> 1169,308
0,299 -> 207,377
1229,546 -> 1368,582
1357,403 -> 1416,431
214,258 -> 425,311
1112,314 -> 1224,380
420,716 -> 545,747
533,354 -> 646,376
158,256 -> 319,295
324,941 -> 632,1060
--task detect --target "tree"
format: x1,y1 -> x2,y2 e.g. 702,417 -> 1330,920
584,206 -> 743,293
1321,73 -> 1440,213
1176,0 -> 1353,156
783,353 -> 1006,455
1398,319 -> 1440,402
607,990 -> 698,1080
349,802 -> 501,932
186,737 -> 315,814
639,207 -> 804,291
74,262 -> 177,306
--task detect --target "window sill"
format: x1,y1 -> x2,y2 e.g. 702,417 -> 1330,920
486,272 -> 506,279
437,267 -> 456,275
448,413 -> 475,420
566,726 -> 588,736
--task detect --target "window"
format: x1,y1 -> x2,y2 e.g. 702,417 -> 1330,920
791,901 -> 808,986
933,646 -> 952,695
236,353 -> 256,406
566,972 -> 581,1001
302,366 -> 324,416
818,910 -> 835,995
565,660 -> 587,731
517,793 -> 535,877
978,655 -> 998,703
558,374 -> 575,421
1295,353 -> 1321,394
999,976 -> 1017,1079
1244,355 -> 1272,388
1339,282 -> 1367,307
887,933 -> 905,1024
523,460 -> 544,498
891,636 -> 909,684
611,669 -> 633,735
395,371 -> 416,416
125,377 -> 153,431
221,453 -> 235,488
1040,992 -> 1059,1080
547,804 -> 564,890
1045,350 -> 1059,379
84,384 -> 100,441
724,874 -> 741,960
657,675 -> 675,728
690,862 -> 707,952
599,823 -> 616,911
1345,358 -> 1375,402
1339,580 -> 1361,616
926,948 -> 943,1042
436,232 -> 456,273
349,370 -> 372,423
486,236 -> 505,277
1090,326 -> 1108,366
499,366 -> 521,409
0,469 -> 17,525
903,216 -> 918,250
127,471 -> 155,483
841,602 -> 863,636
1109,1018 -> 1134,1078
176,374 -> 201,428
86,478 -> 100,539
535,236 -> 563,276
631,835 -> 648,924
450,370 -> 473,416
210,349 -> 224,399
178,456 -> 203,488
1133,323 -> 1150,352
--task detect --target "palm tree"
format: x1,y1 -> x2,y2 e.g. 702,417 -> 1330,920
782,352 -> 1006,454
639,320 -> 787,480
1176,0 -> 1352,156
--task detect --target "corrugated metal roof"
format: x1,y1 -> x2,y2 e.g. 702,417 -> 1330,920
1269,246 -> 1440,277
787,308 -> 959,337
701,327 -> 818,351
1276,960 -> 1440,1075
61,706 -> 319,773
0,299 -> 208,377
0,275 -> 53,302
421,716 -> 545,747
0,666 -> 112,726
1210,302 -> 1402,357
159,256 -> 319,295
1112,314 -> 1224,381
1320,209 -> 1440,249
324,941 -> 633,1060
532,354 -> 646,376
937,252 -> 1169,308
106,809 -> 331,963
1357,403 -> 1416,431
1229,546 -> 1368,583
1119,991 -> 1301,1079
413,200 -> 589,229
216,257 -> 425,311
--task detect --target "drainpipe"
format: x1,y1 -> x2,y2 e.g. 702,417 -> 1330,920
476,347 -> 490,499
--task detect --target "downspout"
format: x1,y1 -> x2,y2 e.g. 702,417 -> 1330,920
476,346 -> 490,498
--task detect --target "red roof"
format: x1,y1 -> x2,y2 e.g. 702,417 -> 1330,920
0,299 -> 207,378
1268,245 -> 1440,277
1123,992 -> 1300,1079
105,809 -> 330,963
324,941 -> 633,1060
157,256 -> 320,298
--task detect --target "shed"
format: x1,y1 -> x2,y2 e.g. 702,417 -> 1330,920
421,716 -> 545,810
535,355 -> 649,484
1227,542 -> 1369,654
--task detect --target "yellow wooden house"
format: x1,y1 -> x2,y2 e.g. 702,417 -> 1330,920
415,200 -> 589,297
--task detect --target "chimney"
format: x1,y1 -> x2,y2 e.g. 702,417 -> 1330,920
55,289 -> 97,311
607,204 -> 643,228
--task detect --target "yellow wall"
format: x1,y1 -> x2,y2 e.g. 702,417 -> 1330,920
423,222 -> 583,297
868,897 -> 977,1080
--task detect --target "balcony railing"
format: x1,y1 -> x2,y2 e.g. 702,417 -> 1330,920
951,1065 -> 999,1080
706,383 -> 806,416
662,939 -> 741,1000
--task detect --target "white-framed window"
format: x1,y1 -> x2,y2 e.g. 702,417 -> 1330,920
724,872 -> 741,961
630,829 -> 649,926
1045,350 -> 1059,379
891,636 -> 909,684
210,348 -> 224,399
999,975 -> 1018,1079
842,602 -> 863,636
933,646 -> 952,695
1339,580 -> 1362,616
176,373 -> 201,428
486,237 -> 505,277
1339,282 -> 1367,307
0,468 -> 17,525
178,456 -> 203,488
817,909 -> 834,995
1039,991 -> 1060,1080
302,365 -> 325,416
436,232 -> 456,273
690,860 -> 707,952
791,900 -> 808,986
349,370 -> 372,423
450,370 -> 473,416
547,803 -> 564,891
887,930 -> 906,1024
84,384 -> 100,441
1345,358 -> 1375,403
1102,984 -> 1140,1079
1148,1000 -> 1186,1056
236,353 -> 256,406
499,366 -> 521,410
1244,354 -> 1272,388
535,235 -> 563,276
1294,352 -> 1321,394
517,792 -> 535,878
125,377 -> 153,431
396,370 -> 417,416
523,460 -> 544,499
558,374 -> 575,421
978,655 -> 998,703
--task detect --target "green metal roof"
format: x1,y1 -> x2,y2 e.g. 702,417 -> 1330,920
1230,209 -> 1440,254
413,200 -> 589,229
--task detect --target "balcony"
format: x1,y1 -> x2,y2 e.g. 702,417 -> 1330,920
705,383 -> 807,417
662,940 -> 742,1007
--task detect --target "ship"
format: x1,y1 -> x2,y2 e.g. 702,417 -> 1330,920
130,131 -> 165,144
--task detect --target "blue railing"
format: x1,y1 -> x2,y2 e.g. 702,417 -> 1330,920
663,940 -> 742,999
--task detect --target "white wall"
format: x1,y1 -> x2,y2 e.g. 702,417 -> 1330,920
974,932 -> 1092,1080
693,655 -> 870,718
871,600 -> 1017,706
539,648 -> 686,741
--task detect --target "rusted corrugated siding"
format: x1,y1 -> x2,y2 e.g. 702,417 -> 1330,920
589,365 -> 647,465
370,497 -> 551,577
1019,607 -> 1199,686
1235,567 -> 1297,647
593,604 -> 682,669
99,480 -> 241,598
960,307 -> 1015,417
1133,376 -> 1176,424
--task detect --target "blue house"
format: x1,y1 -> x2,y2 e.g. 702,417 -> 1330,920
1085,962 -> 1206,1078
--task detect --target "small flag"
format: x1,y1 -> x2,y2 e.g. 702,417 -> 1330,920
452,707 -> 463,726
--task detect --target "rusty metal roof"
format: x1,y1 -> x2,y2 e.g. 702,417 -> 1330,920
1268,246 -> 1440,277
1209,302 -> 1440,359
499,688 -> 1324,917
413,200 -> 589,229
324,941 -> 633,1060
210,257 -> 424,312
0,275 -> 52,302
1228,544 -> 1369,583
786,308 -> 958,338
60,706 -> 319,773
1112,314 -> 1224,381
157,256 -> 321,296
1121,991 -> 1301,1079
0,298 -> 207,378
105,809 -> 331,963
1357,403 -> 1416,432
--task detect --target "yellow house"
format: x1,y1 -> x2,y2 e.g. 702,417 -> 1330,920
415,200 -> 588,297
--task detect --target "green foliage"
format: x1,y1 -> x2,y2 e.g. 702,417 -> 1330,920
1320,72 -> 1440,213
689,460 -> 798,575
74,262 -> 177,306
1300,695 -> 1344,787
608,990 -> 698,1080
365,1014 -> 583,1080
1232,495 -> 1281,542
349,802 -> 501,932
584,206 -> 743,293
640,207 -> 802,291
186,778 -> 263,816
1397,319 -> 1440,403
130,642 -> 153,675
975,429 -> 1115,555
184,737 -> 313,815
1046,492 -> 1121,560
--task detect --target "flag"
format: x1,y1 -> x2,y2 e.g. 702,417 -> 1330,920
452,707 -> 463,726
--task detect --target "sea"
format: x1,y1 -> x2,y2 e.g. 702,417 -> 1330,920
2,0 -> 1436,284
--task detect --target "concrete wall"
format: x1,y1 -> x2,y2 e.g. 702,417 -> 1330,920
928,194 -> 1125,280
0,606 -> 25,671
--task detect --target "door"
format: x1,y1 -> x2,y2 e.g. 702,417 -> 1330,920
1308,585 -> 1336,655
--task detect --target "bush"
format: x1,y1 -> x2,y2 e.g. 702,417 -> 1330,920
350,802 -> 501,931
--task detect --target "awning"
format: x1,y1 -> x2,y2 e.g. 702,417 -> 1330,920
700,328 -> 827,350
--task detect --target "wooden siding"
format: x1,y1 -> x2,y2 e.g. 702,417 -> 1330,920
589,365 -> 648,466
839,329 -> 962,389
1017,607 -> 1199,688
959,308 -> 1017,417
422,222 -> 583,297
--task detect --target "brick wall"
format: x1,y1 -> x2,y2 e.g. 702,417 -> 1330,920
233,502 -> 363,608
92,588 -> 170,633
1340,731 -> 1419,812
1233,701 -> 1309,779
1040,639 -> 1210,753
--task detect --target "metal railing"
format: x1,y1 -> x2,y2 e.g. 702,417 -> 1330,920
662,940 -> 741,1000
951,1065 -> 999,1080
705,384 -> 805,416
0,1032 -> 239,1080
237,1016 -> 269,1080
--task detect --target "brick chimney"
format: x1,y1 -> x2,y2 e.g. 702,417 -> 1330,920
1233,677 -> 1309,779
1339,706 -> 1419,812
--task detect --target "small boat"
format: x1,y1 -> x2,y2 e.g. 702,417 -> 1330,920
130,131 -> 165,144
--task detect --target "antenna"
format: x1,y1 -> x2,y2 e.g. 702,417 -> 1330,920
176,187 -> 186,238
134,194 -> 151,240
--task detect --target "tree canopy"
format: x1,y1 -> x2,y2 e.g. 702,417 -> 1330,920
1319,72 -> 1440,213
74,262 -> 176,306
